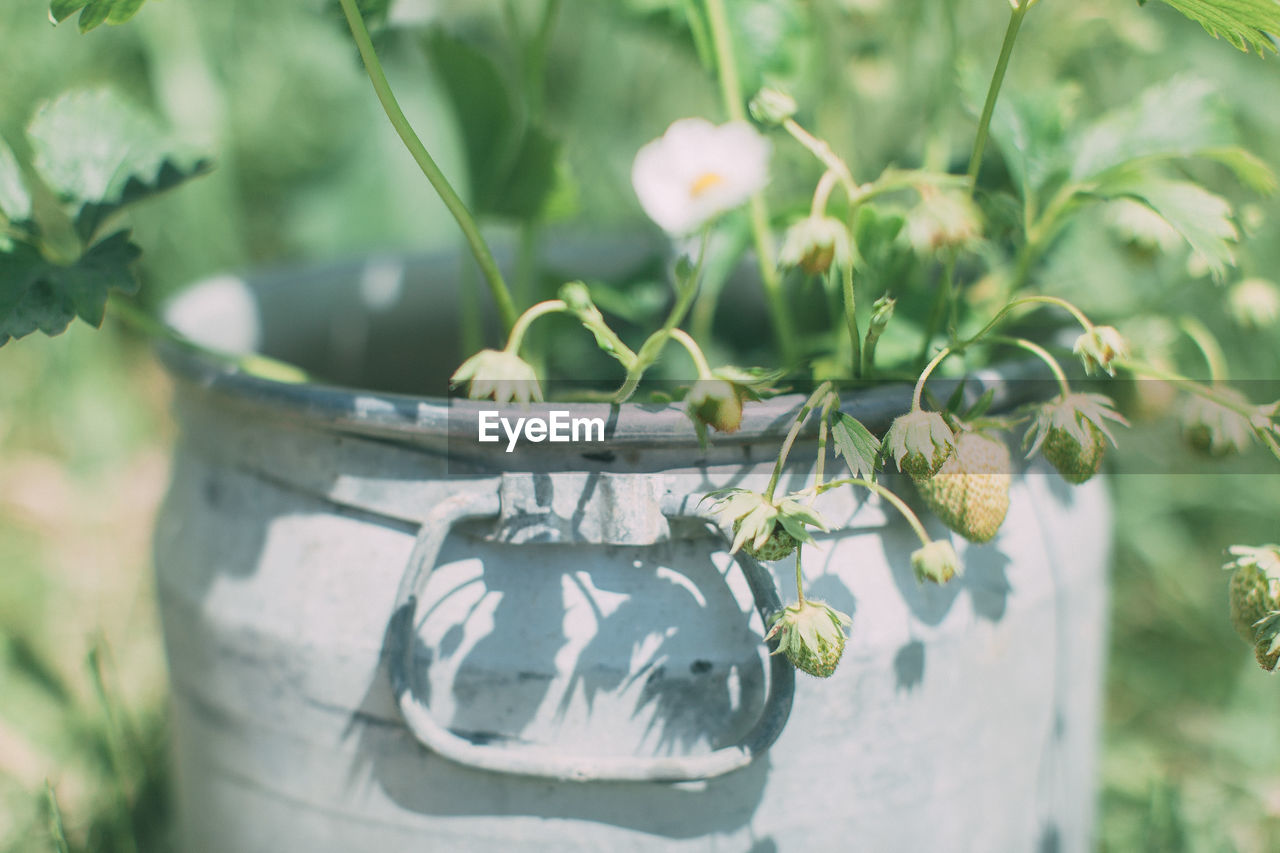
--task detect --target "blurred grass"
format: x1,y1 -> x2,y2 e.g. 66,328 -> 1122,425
3,0 -> 1280,850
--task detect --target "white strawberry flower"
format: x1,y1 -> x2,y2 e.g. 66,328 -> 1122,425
631,118 -> 770,235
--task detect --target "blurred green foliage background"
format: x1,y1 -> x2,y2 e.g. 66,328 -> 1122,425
2,0 -> 1280,849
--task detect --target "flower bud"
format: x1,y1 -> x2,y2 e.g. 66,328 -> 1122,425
1180,389 -> 1254,456
450,349 -> 542,403
905,186 -> 982,255
558,281 -> 595,316
1228,278 -> 1280,331
869,295 -> 896,331
749,87 -> 798,126
779,216 -> 853,275
686,378 -> 744,434
1073,326 -> 1128,376
911,540 -> 962,585
884,410 -> 955,480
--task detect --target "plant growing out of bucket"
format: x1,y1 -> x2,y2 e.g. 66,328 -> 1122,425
7,0 -> 1280,676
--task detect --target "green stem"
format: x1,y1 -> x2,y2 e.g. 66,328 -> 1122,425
795,548 -> 806,603
816,477 -> 932,547
669,328 -> 714,378
811,170 -> 841,218
847,169 -> 967,212
862,298 -> 893,380
913,294 -> 1093,408
704,0 -> 798,364
1177,315 -> 1230,384
612,232 -> 711,402
765,383 -> 834,502
967,3 -> 1029,190
917,256 -> 956,367
842,263 -> 862,379
504,299 -> 569,355
1007,183 -> 1077,295
961,294 -> 1093,349
783,118 -> 858,198
812,391 -> 838,495
987,334 -> 1070,396
913,347 -> 953,411
44,783 -> 70,853
527,0 -> 562,118
110,299 -> 310,382
338,0 -> 517,333
1116,359 -> 1261,417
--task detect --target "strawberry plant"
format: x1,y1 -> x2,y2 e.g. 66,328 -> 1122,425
7,0 -> 1280,687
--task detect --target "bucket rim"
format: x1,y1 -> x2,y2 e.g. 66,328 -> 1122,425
156,252 -> 1055,448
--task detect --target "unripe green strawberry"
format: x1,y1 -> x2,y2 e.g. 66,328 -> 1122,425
1255,638 -> 1278,672
732,519 -> 798,561
1253,613 -> 1280,672
1024,393 -> 1126,485
765,600 -> 851,678
1041,421 -> 1107,484
1228,560 -> 1280,643
914,432 -> 1011,544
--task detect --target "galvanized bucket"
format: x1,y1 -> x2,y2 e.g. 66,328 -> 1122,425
154,246 -> 1110,852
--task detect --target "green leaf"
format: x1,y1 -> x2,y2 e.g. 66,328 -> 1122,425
0,230 -> 140,346
48,0 -> 149,31
729,0 -> 814,95
1094,171 -> 1238,278
985,84 -> 1072,200
831,412 -> 881,480
1070,78 -> 1234,181
485,126 -> 562,220
964,388 -> 998,421
25,89 -> 210,242
850,204 -> 911,292
1149,0 -> 1280,55
1196,145 -> 1278,194
944,379 -> 968,415
49,0 -> 83,23
425,30 -> 561,221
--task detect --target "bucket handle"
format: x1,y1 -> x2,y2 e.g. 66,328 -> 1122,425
386,488 -> 795,783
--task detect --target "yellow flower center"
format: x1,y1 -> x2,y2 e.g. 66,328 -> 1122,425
689,171 -> 726,198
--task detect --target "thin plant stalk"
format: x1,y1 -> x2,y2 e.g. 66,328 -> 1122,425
967,3 -> 1030,189
704,0 -> 798,364
842,264 -> 862,378
337,0 -> 518,332
816,477 -> 933,548
987,335 -> 1071,397
613,232 -> 712,402
765,382 -> 834,501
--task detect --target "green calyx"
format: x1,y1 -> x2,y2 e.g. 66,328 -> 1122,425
765,600 -> 852,678
885,409 -> 956,481
708,488 -> 828,561
1025,392 -> 1127,484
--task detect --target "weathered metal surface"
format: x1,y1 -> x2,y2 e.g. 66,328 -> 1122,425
153,253 -> 1111,852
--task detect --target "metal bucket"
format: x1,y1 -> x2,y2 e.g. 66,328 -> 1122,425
154,246 -> 1110,852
